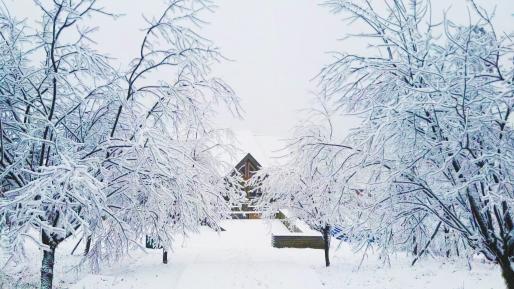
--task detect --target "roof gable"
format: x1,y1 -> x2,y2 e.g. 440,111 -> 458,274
235,153 -> 262,171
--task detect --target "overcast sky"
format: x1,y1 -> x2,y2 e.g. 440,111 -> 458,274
6,0 -> 513,142
198,0 -> 512,139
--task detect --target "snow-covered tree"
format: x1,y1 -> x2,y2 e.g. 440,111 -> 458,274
0,1 -> 241,288
318,0 -> 514,287
254,104 -> 358,267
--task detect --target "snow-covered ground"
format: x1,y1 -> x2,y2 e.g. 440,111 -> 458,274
2,220 -> 504,289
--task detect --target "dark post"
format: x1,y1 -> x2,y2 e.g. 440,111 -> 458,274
163,250 -> 168,264
322,225 -> 331,267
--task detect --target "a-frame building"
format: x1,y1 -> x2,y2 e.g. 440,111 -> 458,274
233,153 -> 262,218
236,153 -> 261,179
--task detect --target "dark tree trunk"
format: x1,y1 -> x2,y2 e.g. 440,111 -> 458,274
468,193 -> 514,288
500,256 -> 514,289
84,235 -> 92,256
412,235 -> 418,256
322,225 -> 331,267
444,227 -> 451,258
163,250 -> 168,264
412,221 -> 442,266
41,246 -> 56,289
70,237 -> 83,255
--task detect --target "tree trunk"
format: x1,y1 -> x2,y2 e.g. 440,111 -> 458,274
84,235 -> 92,256
411,221 -> 442,266
500,256 -> 514,289
412,235 -> 418,256
163,250 -> 168,264
322,225 -> 331,267
41,246 -> 56,289
444,226 -> 450,258
70,237 -> 83,255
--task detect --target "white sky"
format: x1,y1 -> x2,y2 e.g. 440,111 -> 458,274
202,0 -> 346,137
202,0 -> 512,139
5,0 -> 513,162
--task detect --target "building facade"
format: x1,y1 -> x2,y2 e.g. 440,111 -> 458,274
233,153 -> 262,219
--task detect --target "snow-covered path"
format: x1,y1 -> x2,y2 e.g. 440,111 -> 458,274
72,220 -> 326,289
70,220 -> 504,289
172,220 -> 322,289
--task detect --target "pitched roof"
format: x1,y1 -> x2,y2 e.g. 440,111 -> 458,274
235,153 -> 262,171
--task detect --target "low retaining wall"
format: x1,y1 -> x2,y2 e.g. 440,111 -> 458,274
271,209 -> 324,249
230,211 -> 262,219
272,235 -> 324,249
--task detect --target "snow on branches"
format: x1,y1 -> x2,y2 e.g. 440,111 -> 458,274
0,0 -> 241,288
317,0 -> 514,286
253,106 -> 364,266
